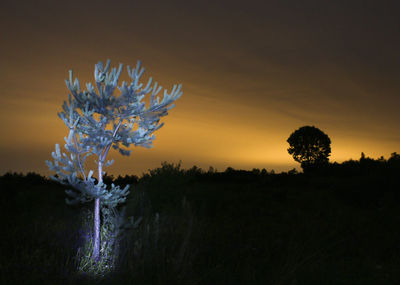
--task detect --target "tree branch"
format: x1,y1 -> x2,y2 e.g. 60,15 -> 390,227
73,131 -> 87,181
101,119 -> 123,163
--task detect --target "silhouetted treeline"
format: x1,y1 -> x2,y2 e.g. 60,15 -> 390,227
0,171 -> 49,185
302,152 -> 400,176
2,153 -> 400,217
2,152 -> 399,186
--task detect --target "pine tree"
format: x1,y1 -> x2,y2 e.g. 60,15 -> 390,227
46,59 -> 182,261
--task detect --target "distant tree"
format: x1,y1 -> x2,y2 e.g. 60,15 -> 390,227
207,166 -> 217,174
287,126 -> 331,172
390,152 -> 400,159
225,166 -> 235,173
389,152 -> 400,163
46,59 -> 182,262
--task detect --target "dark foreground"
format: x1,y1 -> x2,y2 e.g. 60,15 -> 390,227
1,157 -> 400,284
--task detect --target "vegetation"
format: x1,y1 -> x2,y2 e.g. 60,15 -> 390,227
1,153 -> 400,284
287,126 -> 331,172
46,59 -> 182,261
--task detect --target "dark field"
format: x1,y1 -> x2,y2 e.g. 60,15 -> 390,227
1,157 -> 400,284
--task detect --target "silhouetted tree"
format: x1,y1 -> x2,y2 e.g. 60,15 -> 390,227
287,126 -> 331,172
388,152 -> 400,166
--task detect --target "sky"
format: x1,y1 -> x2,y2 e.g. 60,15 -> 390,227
1,0 -> 399,177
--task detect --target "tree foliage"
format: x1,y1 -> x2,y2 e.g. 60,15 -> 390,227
46,59 -> 182,206
287,126 -> 331,171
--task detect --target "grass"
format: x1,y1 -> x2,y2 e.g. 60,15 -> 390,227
1,163 -> 400,284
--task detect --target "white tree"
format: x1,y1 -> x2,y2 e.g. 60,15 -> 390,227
46,59 -> 182,261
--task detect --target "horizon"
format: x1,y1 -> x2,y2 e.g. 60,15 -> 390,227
2,151 -> 397,179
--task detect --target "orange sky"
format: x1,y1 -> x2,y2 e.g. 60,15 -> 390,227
1,0 -> 399,177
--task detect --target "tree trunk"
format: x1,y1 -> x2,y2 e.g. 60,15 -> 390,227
93,161 -> 103,261
93,198 -> 100,261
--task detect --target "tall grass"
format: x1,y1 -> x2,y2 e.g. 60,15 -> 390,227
1,163 -> 400,284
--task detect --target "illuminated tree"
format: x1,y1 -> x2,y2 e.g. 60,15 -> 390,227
46,60 -> 182,261
287,126 -> 331,171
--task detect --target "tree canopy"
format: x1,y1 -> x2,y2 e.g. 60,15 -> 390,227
287,126 -> 331,171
